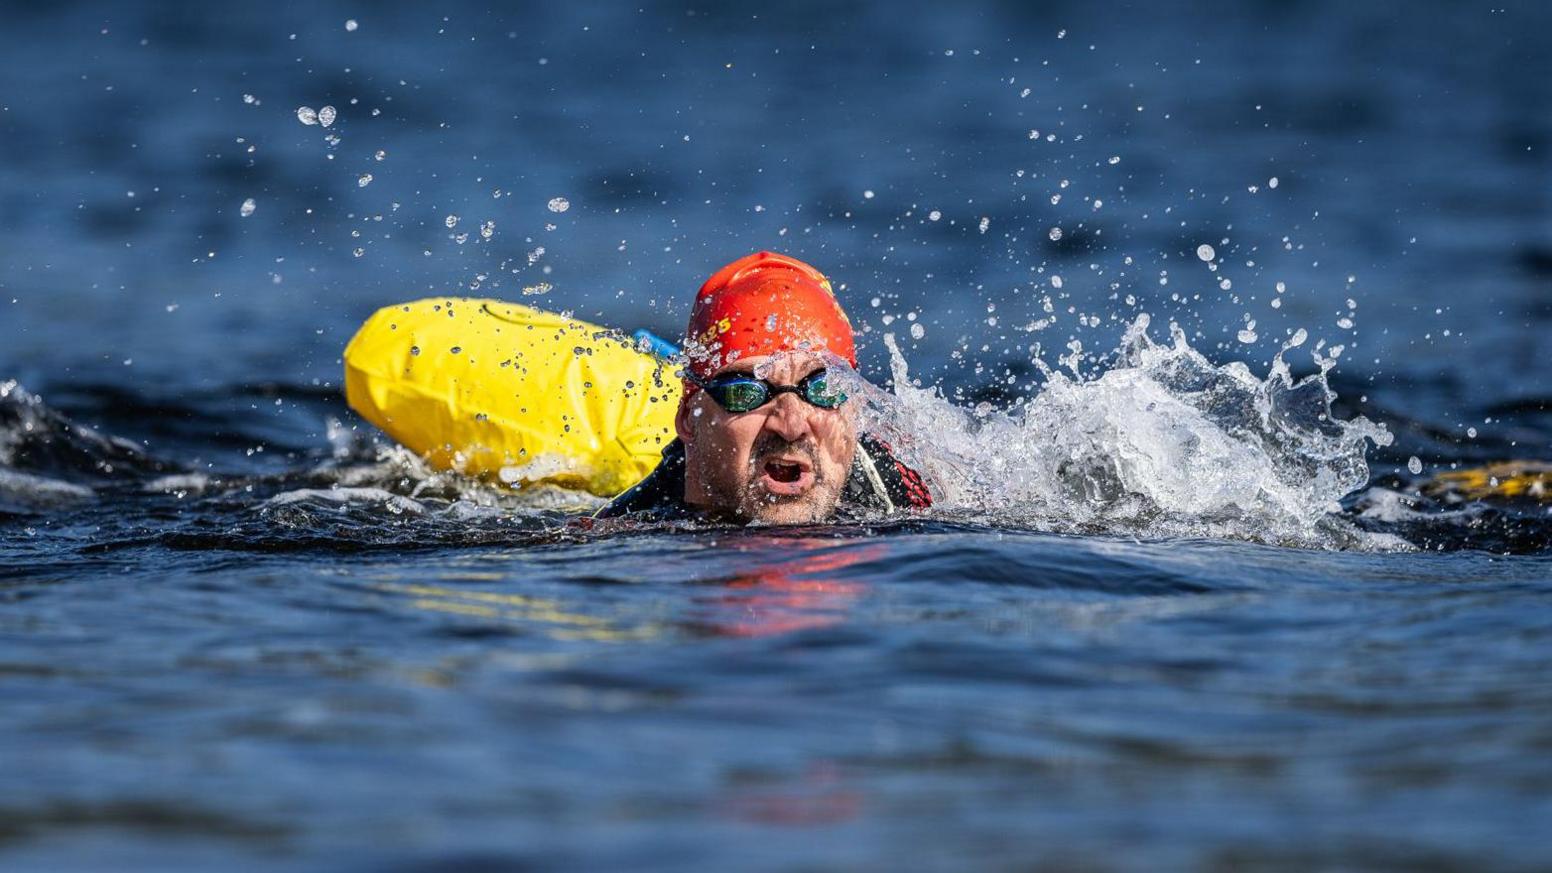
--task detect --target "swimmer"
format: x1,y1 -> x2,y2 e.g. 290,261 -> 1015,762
598,252 -> 932,522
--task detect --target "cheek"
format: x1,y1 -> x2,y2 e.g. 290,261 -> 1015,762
697,414 -> 761,463
817,407 -> 857,442
814,414 -> 858,469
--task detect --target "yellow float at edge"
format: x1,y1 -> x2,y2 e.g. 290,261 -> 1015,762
343,298 -> 680,497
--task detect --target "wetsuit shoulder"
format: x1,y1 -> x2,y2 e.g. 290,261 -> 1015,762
842,433 -> 934,512
594,439 -> 693,520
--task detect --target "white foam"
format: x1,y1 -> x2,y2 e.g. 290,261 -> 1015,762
0,469 -> 94,511
840,315 -> 1396,549
265,487 -> 426,515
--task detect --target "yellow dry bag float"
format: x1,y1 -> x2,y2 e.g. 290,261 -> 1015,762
343,299 -> 681,496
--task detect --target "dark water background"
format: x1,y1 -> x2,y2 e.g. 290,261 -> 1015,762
3,1 -> 1552,870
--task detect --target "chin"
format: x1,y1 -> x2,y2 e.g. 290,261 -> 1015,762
740,492 -> 840,525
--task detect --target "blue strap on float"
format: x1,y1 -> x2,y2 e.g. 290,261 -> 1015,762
631,329 -> 681,360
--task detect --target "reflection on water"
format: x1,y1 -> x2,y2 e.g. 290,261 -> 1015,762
368,540 -> 878,642
372,580 -> 662,643
688,541 -> 878,638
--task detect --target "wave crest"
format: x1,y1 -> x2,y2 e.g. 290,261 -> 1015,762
847,316 -> 1398,549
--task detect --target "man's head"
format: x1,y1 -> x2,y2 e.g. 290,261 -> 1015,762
676,252 -> 860,523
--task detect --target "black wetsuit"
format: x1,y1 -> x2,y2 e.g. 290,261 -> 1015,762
596,433 -> 933,520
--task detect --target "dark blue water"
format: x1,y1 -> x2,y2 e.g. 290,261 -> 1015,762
3,1 -> 1552,870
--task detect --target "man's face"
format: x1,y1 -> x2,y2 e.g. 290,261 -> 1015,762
677,352 -> 859,524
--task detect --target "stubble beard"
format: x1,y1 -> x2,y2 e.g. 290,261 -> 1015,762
731,435 -> 843,524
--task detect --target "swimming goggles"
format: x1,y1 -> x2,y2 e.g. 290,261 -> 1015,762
691,368 -> 848,414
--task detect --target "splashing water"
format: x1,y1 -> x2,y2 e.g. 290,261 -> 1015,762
839,316 -> 1397,549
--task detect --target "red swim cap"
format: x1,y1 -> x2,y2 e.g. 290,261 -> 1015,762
683,251 -> 856,381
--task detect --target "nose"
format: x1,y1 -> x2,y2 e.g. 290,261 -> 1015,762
761,391 -> 814,442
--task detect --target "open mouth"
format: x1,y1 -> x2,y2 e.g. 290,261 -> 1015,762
758,457 -> 815,496
766,461 -> 804,483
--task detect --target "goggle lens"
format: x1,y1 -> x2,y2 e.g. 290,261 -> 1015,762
716,379 -> 770,413
801,370 -> 846,409
701,369 -> 848,414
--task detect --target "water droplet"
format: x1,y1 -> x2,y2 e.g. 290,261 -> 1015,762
977,216 -> 990,234
863,189 -> 875,200
480,220 -> 495,239
910,322 -> 925,340
317,105 -> 337,127
547,197 -> 570,213
1467,427 -> 1478,439
239,198 -> 256,217
375,149 -> 386,161
450,346 -> 462,355
1237,328 -> 1258,343
1196,244 -> 1216,262
1336,317 -> 1354,330
1107,155 -> 1120,165
357,173 -> 372,187
242,94 -> 257,105
345,19 -> 359,31
1050,275 -> 1063,289
1268,176 -> 1279,189
352,247 -> 365,258
928,210 -> 942,222
1407,456 -> 1423,475
409,345 -> 420,356
445,214 -> 459,229
1275,281 -> 1286,293
1048,227 -> 1064,241
296,106 -> 318,125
